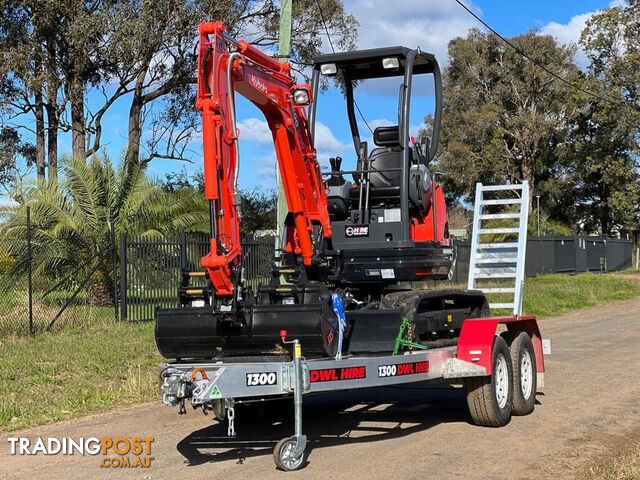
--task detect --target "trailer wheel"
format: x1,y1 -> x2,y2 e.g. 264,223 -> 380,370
464,335 -> 513,427
505,331 -> 537,416
273,437 -> 306,471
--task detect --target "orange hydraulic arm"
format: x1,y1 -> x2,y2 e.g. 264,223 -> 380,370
197,21 -> 332,297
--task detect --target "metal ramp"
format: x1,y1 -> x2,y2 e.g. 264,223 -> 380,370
467,182 -> 530,315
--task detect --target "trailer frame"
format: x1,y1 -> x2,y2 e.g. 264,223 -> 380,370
159,315 -> 544,471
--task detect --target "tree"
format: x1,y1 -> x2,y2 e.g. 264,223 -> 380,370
434,29 -> 582,213
0,128 -> 36,195
0,1 -> 49,181
102,0 -> 358,166
238,186 -> 277,237
0,154 -> 208,303
576,1 -> 640,234
3,0 -> 357,185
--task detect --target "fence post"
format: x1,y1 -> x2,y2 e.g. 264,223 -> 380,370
110,208 -> 118,322
180,232 -> 187,272
120,233 -> 127,321
573,232 -> 580,275
27,206 -> 34,335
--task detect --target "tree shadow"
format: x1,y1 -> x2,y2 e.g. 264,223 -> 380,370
176,383 -> 473,467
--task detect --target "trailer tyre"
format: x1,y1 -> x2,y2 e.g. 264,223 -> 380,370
274,437 -> 306,471
504,331 -> 537,416
464,335 -> 513,427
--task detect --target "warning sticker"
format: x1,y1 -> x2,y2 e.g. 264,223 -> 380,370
377,361 -> 429,378
380,269 -> 395,279
309,366 -> 366,383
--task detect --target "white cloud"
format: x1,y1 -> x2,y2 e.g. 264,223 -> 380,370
345,0 -> 480,63
314,122 -> 351,152
237,117 -> 273,143
253,153 -> 278,185
540,12 -> 592,69
237,117 -> 350,153
337,1 -> 481,96
368,118 -> 394,130
540,1 -> 622,70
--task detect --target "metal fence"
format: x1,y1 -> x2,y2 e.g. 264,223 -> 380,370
120,234 -> 275,322
449,235 -> 633,284
0,207 -> 118,336
1,217 -> 634,334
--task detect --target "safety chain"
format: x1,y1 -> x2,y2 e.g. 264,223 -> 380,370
227,405 -> 236,437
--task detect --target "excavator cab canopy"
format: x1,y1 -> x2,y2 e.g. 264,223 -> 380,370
309,46 -> 443,164
312,46 -> 438,79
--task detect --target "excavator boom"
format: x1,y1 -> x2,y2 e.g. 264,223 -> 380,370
196,21 -> 331,297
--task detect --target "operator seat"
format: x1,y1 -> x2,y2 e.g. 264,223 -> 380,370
368,125 -> 403,188
348,125 -> 404,206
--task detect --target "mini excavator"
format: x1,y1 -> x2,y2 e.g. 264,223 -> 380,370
155,21 -> 489,360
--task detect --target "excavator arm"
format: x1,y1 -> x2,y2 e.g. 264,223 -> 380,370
196,21 -> 332,297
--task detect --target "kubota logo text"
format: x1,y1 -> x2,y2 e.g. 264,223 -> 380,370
249,74 -> 268,94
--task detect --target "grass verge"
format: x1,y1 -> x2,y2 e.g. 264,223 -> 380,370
0,319 -> 159,432
617,267 -> 640,275
1,272 -> 639,432
583,440 -> 640,480
520,273 -> 640,318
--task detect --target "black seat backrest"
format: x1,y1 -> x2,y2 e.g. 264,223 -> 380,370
373,125 -> 400,147
369,125 -> 402,188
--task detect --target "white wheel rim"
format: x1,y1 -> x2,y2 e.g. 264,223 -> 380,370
280,441 -> 303,470
520,349 -> 533,399
495,353 -> 509,409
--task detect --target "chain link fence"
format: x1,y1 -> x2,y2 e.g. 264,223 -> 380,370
0,207 -> 118,336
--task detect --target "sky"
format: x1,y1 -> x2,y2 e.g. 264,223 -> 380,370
6,0 -> 622,200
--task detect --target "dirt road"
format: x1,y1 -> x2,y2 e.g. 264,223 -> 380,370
2,297 -> 640,480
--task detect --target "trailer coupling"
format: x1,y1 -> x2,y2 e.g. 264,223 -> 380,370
161,366 -> 238,435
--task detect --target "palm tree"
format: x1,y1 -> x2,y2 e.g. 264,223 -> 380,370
0,154 -> 208,304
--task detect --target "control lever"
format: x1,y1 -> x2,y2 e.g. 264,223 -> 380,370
411,136 -> 430,165
357,142 -> 368,222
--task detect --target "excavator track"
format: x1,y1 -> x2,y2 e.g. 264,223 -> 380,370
379,289 -> 490,344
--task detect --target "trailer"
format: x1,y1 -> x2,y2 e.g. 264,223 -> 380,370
159,314 -> 544,471
157,24 -> 545,472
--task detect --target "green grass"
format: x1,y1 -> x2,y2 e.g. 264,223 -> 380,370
436,272 -> 640,318
0,319 -> 160,432
520,273 -> 640,318
1,272 -> 639,433
617,267 -> 640,275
